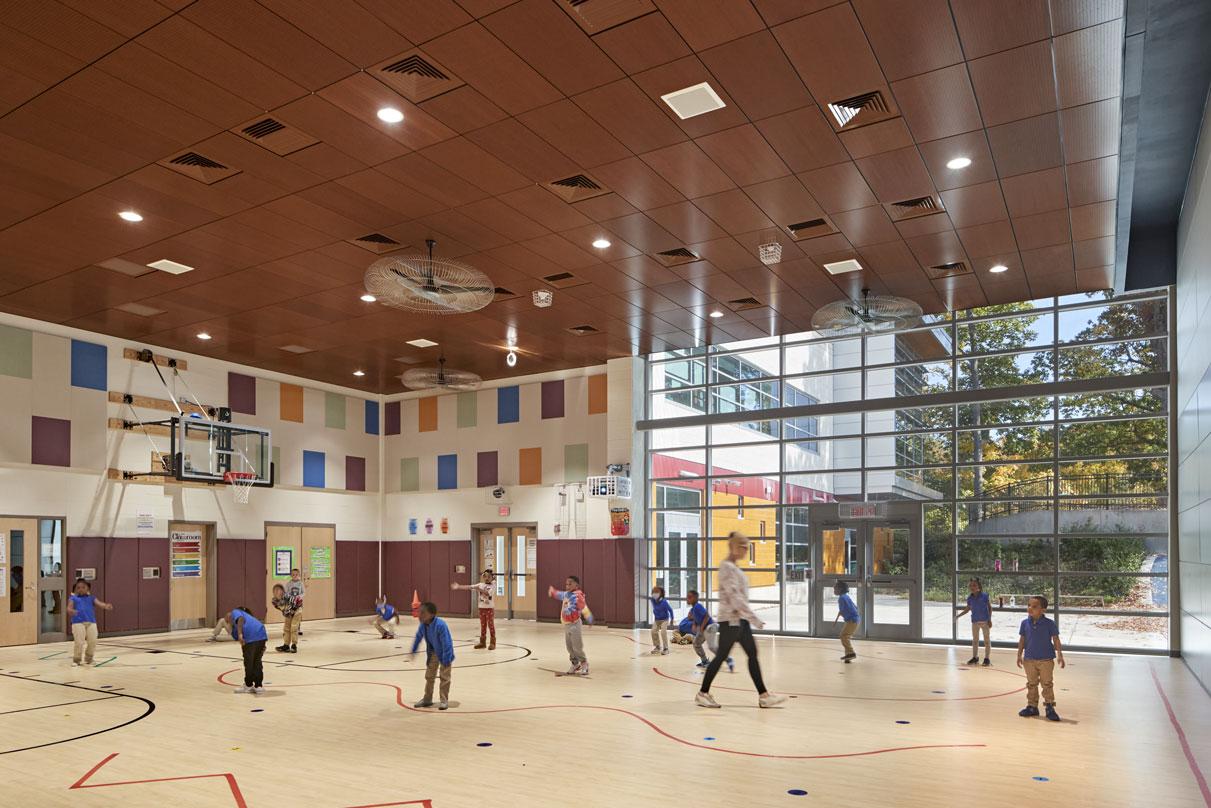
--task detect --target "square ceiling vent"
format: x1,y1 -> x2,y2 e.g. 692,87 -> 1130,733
822,259 -> 863,275
661,82 -> 726,120
233,116 -> 318,156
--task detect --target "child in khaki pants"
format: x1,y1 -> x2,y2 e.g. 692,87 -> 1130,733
833,581 -> 861,662
1016,595 -> 1066,722
67,578 -> 113,666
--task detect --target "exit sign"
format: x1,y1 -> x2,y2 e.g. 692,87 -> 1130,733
498,505 -> 510,516
839,502 -> 884,519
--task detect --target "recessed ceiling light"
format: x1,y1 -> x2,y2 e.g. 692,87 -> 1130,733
377,107 -> 404,123
946,156 -> 972,170
709,310 -> 724,318
661,82 -> 726,119
592,238 -> 611,249
196,332 -> 212,340
406,338 -> 439,348
822,258 -> 863,275
146,258 -> 195,275
118,210 -> 143,222
353,370 -> 366,377
989,264 -> 1008,274
360,293 -> 377,302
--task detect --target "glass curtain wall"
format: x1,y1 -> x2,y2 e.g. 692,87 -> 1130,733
643,290 -> 1172,651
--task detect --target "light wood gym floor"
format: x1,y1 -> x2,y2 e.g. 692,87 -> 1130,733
1,616 -> 1208,807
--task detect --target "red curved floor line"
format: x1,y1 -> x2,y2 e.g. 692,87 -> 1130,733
650,666 -> 1026,701
70,752 -> 248,808
217,669 -> 984,760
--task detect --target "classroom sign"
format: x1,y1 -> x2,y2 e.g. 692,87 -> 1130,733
170,530 -> 203,578
309,546 -> 332,579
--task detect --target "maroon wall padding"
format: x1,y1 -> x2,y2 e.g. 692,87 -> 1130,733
378,541 -> 473,618
429,542 -> 450,613
382,541 -> 412,614
411,541 -> 431,605
335,541 -> 359,615
67,537 -> 107,631
216,539 -> 247,620
137,538 -> 169,631
449,542 -> 472,614
536,539 -> 637,626
357,542 -> 380,605
103,538 -> 140,633
243,540 -> 266,620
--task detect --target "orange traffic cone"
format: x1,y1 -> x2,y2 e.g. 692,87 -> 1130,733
411,589 -> 421,618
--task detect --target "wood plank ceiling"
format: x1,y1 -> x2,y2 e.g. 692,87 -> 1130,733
0,0 -> 1124,391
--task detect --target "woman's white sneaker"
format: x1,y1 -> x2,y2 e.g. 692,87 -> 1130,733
695,691 -> 721,708
759,692 -> 787,708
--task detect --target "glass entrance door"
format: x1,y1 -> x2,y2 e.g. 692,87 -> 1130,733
38,519 -> 66,642
813,519 -> 920,641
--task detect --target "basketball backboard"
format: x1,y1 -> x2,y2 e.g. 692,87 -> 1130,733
172,416 -> 273,486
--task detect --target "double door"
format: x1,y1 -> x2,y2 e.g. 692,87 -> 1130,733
474,526 -> 536,620
813,519 -> 919,641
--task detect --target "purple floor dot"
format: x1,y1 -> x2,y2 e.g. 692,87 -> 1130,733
477,742 -> 493,747
895,720 -> 911,724
931,690 -> 945,694
788,789 -> 808,796
251,708 -> 264,713
1033,776 -> 1049,782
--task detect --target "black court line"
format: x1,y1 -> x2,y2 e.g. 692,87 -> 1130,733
0,674 -> 154,755
0,695 -> 121,716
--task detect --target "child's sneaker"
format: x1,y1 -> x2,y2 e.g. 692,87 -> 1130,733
253,686 -> 265,695
438,701 -> 449,711
759,692 -> 788,708
290,645 -> 297,653
275,644 -> 290,652
474,641 -> 486,649
566,664 -> 581,675
695,660 -> 708,669
982,658 -> 991,667
206,637 -> 219,643
233,685 -> 252,694
489,641 -> 496,650
578,664 -> 590,676
661,648 -> 670,655
966,656 -> 979,665
650,646 -> 661,655
71,660 -> 81,667
695,691 -> 720,708
413,698 -> 433,708
1019,705 -> 1040,717
1045,705 -> 1061,722
842,652 -> 857,663
726,657 -> 735,673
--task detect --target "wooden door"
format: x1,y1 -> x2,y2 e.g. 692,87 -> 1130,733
509,527 -> 537,619
301,526 -> 335,619
0,519 -> 40,647
265,524 -> 300,624
169,522 -> 210,630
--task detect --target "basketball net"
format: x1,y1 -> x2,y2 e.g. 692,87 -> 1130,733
223,471 -> 255,505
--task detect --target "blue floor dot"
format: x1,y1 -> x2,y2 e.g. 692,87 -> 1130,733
704,736 -> 716,741
1033,776 -> 1049,782
895,720 -> 911,724
477,742 -> 493,747
788,789 -> 808,796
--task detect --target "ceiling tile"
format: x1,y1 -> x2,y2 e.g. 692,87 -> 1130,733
743,176 -> 826,227
1012,210 -> 1072,250
854,146 -> 937,202
1000,167 -> 1069,217
773,4 -> 894,112
838,118 -> 916,160
590,157 -> 685,211
645,201 -> 730,244
949,0 -> 1051,59
591,11 -> 690,74
572,79 -> 688,154
851,0 -> 965,81
986,112 -> 1063,177
639,141 -> 737,200
694,125 -> 792,186
891,64 -> 983,142
518,99 -> 631,168
968,41 -> 1057,127
699,31 -> 814,120
918,131 -> 1000,191
1065,155 -> 1119,206
798,163 -> 878,213
1060,98 -> 1120,163
424,22 -> 562,114
753,106 -> 849,173
1052,18 -> 1124,109
691,190 -> 776,236
831,206 -> 901,247
940,181 -> 1009,228
653,0 -> 766,50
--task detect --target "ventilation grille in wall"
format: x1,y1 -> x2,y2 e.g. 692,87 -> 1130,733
374,49 -> 464,102
884,194 -> 945,222
559,0 -> 655,34
347,233 -> 402,254
653,247 -> 699,267
825,89 -> 895,130
785,216 -> 839,240
546,172 -> 609,203
232,116 -> 319,156
157,150 -> 241,184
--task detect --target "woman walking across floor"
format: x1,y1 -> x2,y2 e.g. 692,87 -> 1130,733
695,532 -> 786,709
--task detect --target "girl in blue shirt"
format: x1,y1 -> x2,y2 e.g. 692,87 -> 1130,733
649,586 -> 673,655
67,578 -> 113,666
954,577 -> 993,666
833,581 -> 861,662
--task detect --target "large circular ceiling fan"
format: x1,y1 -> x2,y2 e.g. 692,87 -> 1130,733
364,239 -> 494,315
811,288 -> 923,335
399,355 -> 482,391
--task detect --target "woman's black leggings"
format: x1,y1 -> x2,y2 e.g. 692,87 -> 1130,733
242,640 -> 266,687
701,620 -> 765,694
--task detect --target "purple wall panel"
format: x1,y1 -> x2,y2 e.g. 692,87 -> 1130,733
385,401 -> 401,435
476,451 -> 498,488
228,372 -> 257,415
335,541 -> 359,615
540,379 -> 565,419
217,539 -> 246,620
138,538 -> 170,631
536,540 -> 560,621
31,416 -> 71,467
244,540 -> 266,620
103,538 -> 140,633
345,456 -> 366,492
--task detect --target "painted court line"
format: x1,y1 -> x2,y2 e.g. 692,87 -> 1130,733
0,695 -> 121,716
651,666 -> 1025,702
1150,665 -> 1211,807
38,651 -> 66,660
217,669 -> 984,761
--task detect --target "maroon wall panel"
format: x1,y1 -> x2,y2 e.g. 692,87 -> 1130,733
216,539 -> 246,619
382,541 -> 413,611
449,541 -> 472,615
335,541 -> 359,616
598,541 -> 617,624
102,539 -> 140,633
357,541 -> 380,608
614,539 -> 636,625
244,540 -> 266,620
581,540 -> 604,620
429,542 -> 450,613
536,540 -> 560,621
67,537 -> 107,631
137,538 -> 170,631
410,542 -> 431,604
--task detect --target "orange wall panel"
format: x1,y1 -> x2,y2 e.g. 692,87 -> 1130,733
587,374 -> 607,414
418,397 -> 438,433
519,447 -> 542,485
280,383 -> 304,423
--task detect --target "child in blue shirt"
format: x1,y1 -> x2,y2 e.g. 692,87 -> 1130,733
226,606 -> 268,694
371,594 -> 400,639
66,578 -> 113,666
833,581 -> 861,662
687,590 -> 733,672
1016,595 -> 1065,721
954,577 -> 993,666
649,586 -> 673,655
410,602 -> 455,710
